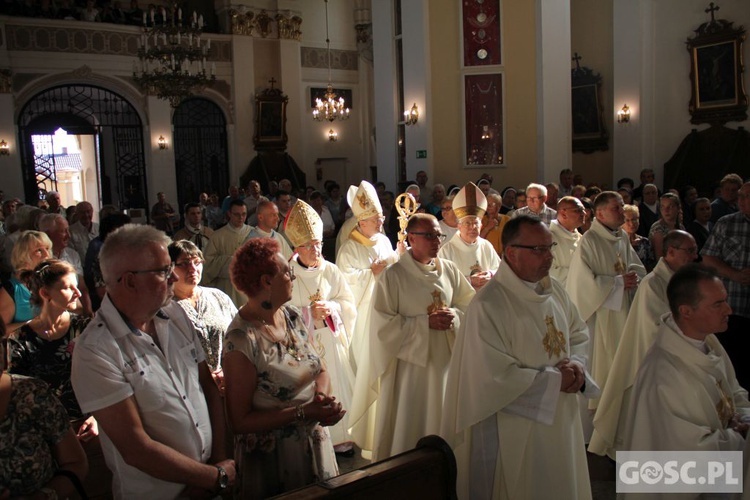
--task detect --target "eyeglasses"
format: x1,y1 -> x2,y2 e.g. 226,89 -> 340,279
409,232 -> 447,241
364,216 -> 386,223
441,206 -> 453,211
175,258 -> 204,269
285,266 -> 295,280
117,263 -> 175,283
509,242 -> 558,255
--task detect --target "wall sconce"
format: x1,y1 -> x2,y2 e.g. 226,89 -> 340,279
404,103 -> 419,125
328,129 -> 338,142
157,135 -> 168,150
617,104 -> 631,124
0,140 -> 9,156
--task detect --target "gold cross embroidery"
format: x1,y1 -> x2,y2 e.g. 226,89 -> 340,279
716,380 -> 736,428
427,290 -> 447,314
543,316 -> 567,358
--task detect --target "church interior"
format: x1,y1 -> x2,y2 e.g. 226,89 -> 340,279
0,0 -> 747,212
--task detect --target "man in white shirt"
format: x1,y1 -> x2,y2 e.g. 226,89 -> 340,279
549,196 -> 585,285
69,201 -> 99,264
71,224 -> 235,499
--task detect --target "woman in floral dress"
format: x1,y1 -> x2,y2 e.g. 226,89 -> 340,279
8,259 -> 96,441
222,238 -> 345,498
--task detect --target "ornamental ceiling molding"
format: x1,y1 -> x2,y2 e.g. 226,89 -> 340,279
4,23 -> 231,62
301,46 -> 358,71
227,7 -> 302,39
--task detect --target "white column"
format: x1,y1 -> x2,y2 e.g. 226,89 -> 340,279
612,0 -> 655,184
536,0 -> 572,182
371,0 -> 398,190
144,96 -> 177,206
229,35 -> 255,185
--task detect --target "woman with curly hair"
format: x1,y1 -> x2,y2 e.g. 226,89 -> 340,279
222,237 -> 344,498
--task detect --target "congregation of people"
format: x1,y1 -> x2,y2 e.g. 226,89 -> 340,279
1,166 -> 749,499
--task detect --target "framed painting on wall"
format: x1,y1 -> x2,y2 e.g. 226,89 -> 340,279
687,14 -> 747,125
254,86 -> 288,151
571,65 -> 608,154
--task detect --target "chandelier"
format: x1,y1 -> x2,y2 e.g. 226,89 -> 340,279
133,2 -> 216,108
312,0 -> 350,122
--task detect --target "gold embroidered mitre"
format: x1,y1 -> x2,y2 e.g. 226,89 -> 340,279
347,181 -> 383,221
284,200 -> 324,248
453,182 -> 488,220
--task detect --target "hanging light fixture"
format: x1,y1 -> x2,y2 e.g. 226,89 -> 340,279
312,0 -> 350,122
133,1 -> 216,108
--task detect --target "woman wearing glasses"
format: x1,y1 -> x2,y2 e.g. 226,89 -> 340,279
286,201 -> 357,455
168,240 -> 237,389
223,237 -> 344,498
7,259 -> 97,441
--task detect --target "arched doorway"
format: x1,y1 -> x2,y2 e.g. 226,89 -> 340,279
173,97 -> 229,211
17,85 -> 147,212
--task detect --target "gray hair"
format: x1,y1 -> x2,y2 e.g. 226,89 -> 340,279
526,183 -> 547,197
38,213 -> 66,233
100,224 -> 171,284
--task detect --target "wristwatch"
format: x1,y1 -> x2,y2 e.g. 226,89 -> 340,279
216,465 -> 229,490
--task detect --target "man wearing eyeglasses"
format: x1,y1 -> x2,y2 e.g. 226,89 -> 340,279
510,183 -> 557,225
442,215 -> 598,499
438,182 -> 500,290
590,230 -> 698,458
71,224 -> 236,498
566,191 -> 646,415
349,213 -> 475,462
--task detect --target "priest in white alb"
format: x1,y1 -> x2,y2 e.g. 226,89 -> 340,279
566,191 -> 646,407
441,216 -> 599,499
285,200 -> 358,454
438,182 -> 500,290
349,214 -> 474,461
589,230 -> 698,458
336,181 -> 400,370
622,265 -> 750,459
202,199 -> 251,307
244,200 -> 293,259
549,196 -> 585,285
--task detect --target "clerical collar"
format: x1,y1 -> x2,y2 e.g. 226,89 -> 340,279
598,220 -> 619,234
644,202 -> 657,212
255,227 -> 273,236
520,279 -> 544,295
412,254 -> 437,271
680,332 -> 708,354
185,222 -> 202,233
296,258 -> 318,270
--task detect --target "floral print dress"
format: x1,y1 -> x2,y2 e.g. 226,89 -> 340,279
224,305 -> 339,499
8,314 -> 90,419
0,375 -> 69,496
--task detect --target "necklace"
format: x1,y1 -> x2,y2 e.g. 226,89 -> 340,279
256,311 -> 302,362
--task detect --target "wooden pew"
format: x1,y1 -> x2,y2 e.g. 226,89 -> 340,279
272,435 -> 457,500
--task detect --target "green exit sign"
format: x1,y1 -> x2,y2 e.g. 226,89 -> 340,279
416,150 -> 427,159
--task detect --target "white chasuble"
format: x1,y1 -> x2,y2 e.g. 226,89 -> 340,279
348,251 -> 474,461
441,260 -> 595,500
287,257 -> 357,445
336,231 -> 398,372
623,316 -> 750,460
566,218 -> 646,406
438,232 -> 500,280
549,219 -> 581,286
589,257 -> 673,457
201,223 -> 251,308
